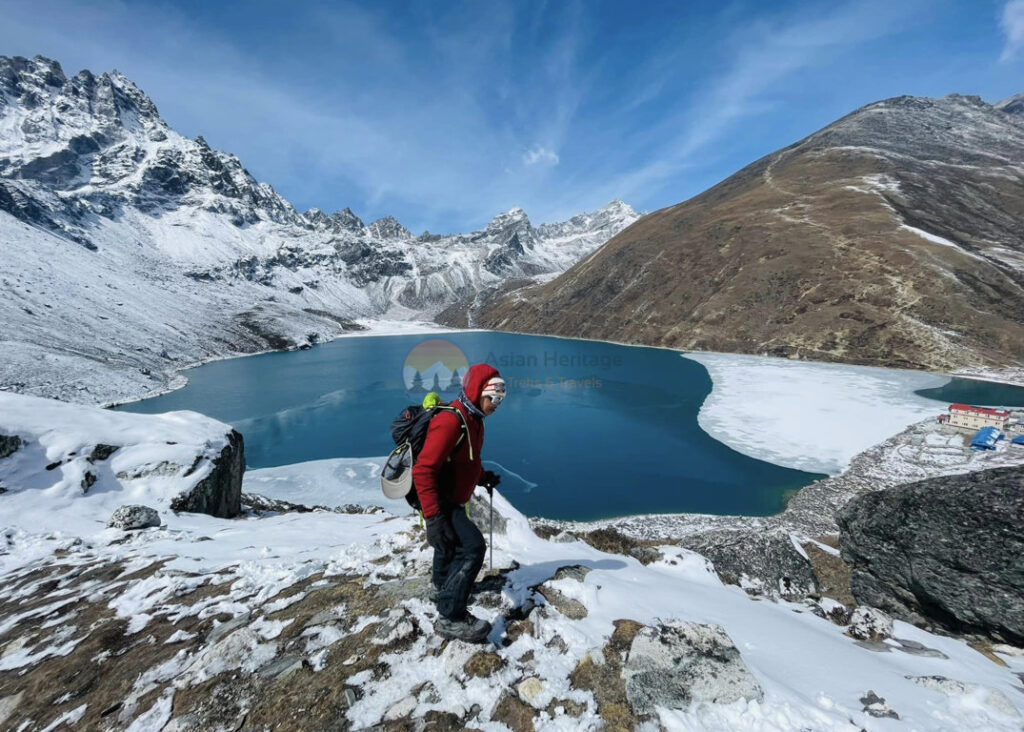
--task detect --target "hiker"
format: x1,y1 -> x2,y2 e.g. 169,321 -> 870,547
412,363 -> 504,643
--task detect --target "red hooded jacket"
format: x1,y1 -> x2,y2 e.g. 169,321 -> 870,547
412,363 -> 500,518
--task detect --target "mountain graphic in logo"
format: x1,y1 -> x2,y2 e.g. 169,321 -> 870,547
403,339 -> 469,394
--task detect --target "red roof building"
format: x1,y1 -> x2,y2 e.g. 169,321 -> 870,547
948,403 -> 1010,431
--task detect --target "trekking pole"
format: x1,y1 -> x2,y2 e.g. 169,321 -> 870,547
489,490 -> 494,570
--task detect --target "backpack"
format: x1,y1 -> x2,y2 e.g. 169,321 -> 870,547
380,403 -> 469,510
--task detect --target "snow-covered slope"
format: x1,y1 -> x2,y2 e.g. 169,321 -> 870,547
1,393 -> 1022,730
0,55 -> 640,405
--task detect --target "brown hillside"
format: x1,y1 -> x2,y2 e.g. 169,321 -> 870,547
466,94 -> 1024,370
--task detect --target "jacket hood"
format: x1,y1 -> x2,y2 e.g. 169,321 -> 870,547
462,363 -> 501,406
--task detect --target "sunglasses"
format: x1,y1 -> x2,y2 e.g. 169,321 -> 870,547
485,390 -> 505,406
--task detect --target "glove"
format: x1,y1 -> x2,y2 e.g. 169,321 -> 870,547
424,514 -> 456,550
479,470 -> 501,495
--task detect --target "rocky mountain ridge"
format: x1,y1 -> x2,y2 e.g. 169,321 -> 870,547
0,55 -> 639,404
470,91 -> 1024,371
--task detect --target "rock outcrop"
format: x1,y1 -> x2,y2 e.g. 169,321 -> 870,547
838,465 -> 1024,644
169,430 -> 245,518
0,434 -> 21,460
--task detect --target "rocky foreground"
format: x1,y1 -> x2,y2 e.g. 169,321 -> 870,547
2,392 -> 1024,730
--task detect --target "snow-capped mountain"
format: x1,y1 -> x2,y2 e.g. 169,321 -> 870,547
0,55 -> 639,405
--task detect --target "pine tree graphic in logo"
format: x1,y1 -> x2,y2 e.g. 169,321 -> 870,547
403,339 -> 469,396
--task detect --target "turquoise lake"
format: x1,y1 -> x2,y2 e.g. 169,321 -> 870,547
112,332 -> 1024,521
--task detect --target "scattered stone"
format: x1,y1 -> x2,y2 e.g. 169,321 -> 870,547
623,620 -> 764,714
577,527 -> 662,566
909,675 -> 1021,718
820,599 -> 853,627
545,635 -> 568,654
892,638 -> 947,659
81,470 -> 97,493
416,682 -> 441,705
257,654 -> 302,680
517,677 -> 545,707
87,443 -> 119,462
504,619 -> 534,644
384,695 -> 417,721
372,608 -> 416,647
860,690 -> 899,719
536,585 -> 587,620
206,612 -> 251,644
0,434 -> 22,459
464,650 -> 504,678
839,465 -> 1024,644
535,565 -> 591,620
846,606 -> 893,642
551,531 -> 577,543
530,524 -> 559,540
107,505 -> 161,530
552,565 -> 592,583
418,710 -> 466,730
377,575 -> 434,603
546,698 -> 586,718
492,691 -> 536,732
0,692 -> 23,727
343,688 -> 358,708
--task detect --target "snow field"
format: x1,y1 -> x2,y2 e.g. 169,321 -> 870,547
684,352 -> 952,474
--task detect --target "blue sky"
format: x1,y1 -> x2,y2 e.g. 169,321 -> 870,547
2,0 -> 1023,233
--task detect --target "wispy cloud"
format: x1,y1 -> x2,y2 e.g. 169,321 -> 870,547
0,0 -> 1011,233
589,0 -> 924,208
523,146 -> 560,166
1001,0 -> 1024,62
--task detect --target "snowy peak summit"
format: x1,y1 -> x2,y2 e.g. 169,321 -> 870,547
996,93 -> 1024,116
367,216 -> 412,241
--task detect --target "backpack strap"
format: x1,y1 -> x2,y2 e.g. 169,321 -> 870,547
434,405 -> 473,461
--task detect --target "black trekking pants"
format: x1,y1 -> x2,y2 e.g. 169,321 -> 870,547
431,504 -> 486,620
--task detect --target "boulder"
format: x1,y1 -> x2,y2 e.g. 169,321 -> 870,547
169,430 -> 244,518
535,566 -> 590,620
108,505 -> 161,530
860,690 -> 899,719
622,620 -> 763,714
680,526 -> 819,599
0,434 -> 22,459
464,650 -> 505,678
838,466 -> 1024,644
846,607 -> 893,642
467,491 -> 508,535
516,677 -> 545,707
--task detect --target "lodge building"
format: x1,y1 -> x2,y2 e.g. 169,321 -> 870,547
947,403 -> 1011,431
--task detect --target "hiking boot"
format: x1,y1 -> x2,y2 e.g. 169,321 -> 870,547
435,613 -> 492,643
